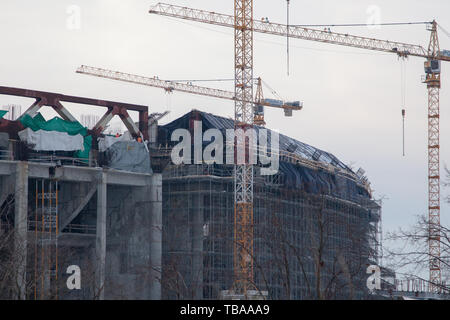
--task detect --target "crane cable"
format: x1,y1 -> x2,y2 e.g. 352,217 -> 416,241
437,23 -> 450,39
286,0 -> 290,76
292,21 -> 432,28
165,93 -> 172,122
261,79 -> 284,101
400,59 -> 407,157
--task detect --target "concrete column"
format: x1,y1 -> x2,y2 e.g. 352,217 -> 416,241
192,192 -> 204,299
0,174 -> 14,208
95,171 -> 107,300
14,162 -> 28,300
149,174 -> 162,300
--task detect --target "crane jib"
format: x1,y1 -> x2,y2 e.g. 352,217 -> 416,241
149,3 -> 450,62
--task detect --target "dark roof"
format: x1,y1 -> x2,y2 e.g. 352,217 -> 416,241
162,109 -> 353,174
161,110 -> 369,199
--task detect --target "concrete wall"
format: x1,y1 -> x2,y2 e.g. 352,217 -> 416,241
0,160 -> 163,300
104,177 -> 162,299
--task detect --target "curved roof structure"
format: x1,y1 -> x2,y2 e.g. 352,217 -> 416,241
163,109 -> 353,173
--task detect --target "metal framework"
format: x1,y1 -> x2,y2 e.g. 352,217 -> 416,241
161,162 -> 381,299
254,77 -> 265,126
0,86 -> 149,140
149,2 -> 449,292
424,21 -> 441,291
76,66 -> 301,119
33,180 -> 59,300
233,0 -> 255,295
149,3 -> 450,61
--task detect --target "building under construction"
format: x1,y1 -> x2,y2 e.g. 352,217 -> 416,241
158,110 -> 381,300
0,86 -> 162,300
0,85 -> 381,300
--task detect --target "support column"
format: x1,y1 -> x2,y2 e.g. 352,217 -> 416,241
149,174 -> 162,300
192,192 -> 204,299
14,162 -> 28,300
0,174 -> 14,208
95,171 -> 107,300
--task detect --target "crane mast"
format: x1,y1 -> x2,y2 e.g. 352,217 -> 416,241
149,3 -> 450,292
233,0 -> 255,296
254,77 -> 265,126
424,20 -> 441,292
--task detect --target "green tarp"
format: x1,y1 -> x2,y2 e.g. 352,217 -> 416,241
20,113 -> 87,135
20,113 -> 91,159
0,110 -> 7,120
75,135 -> 92,159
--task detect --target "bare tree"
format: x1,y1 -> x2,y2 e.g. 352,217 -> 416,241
255,191 -> 373,300
385,215 -> 450,292
161,171 -> 376,300
384,168 -> 450,293
0,193 -> 34,299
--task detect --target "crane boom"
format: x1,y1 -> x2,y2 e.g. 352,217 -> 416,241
149,2 -> 450,61
76,65 -> 301,113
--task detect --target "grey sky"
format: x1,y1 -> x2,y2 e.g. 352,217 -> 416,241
1,0 -> 450,243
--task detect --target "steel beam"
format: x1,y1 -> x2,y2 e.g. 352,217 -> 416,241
0,86 -> 149,140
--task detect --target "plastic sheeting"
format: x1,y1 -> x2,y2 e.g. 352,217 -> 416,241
105,141 -> 152,174
20,113 -> 86,135
18,128 -> 84,152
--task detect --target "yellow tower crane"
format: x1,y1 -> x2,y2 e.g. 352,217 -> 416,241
231,0 -> 256,297
148,2 -> 450,293
76,63 -> 301,298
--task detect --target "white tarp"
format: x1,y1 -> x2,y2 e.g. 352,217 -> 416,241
18,128 -> 84,151
98,131 -> 132,152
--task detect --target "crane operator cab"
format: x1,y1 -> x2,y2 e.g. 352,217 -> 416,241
425,59 -> 441,74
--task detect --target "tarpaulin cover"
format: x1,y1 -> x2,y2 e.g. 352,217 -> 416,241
0,110 -> 7,120
18,128 -> 84,152
20,113 -> 91,159
105,141 -> 152,174
21,113 -> 86,135
161,110 -> 369,199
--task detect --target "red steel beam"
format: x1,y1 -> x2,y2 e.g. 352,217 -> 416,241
0,86 -> 149,140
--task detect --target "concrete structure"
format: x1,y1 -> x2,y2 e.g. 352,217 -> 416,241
0,160 -> 162,300
0,87 -> 161,300
0,85 -> 382,300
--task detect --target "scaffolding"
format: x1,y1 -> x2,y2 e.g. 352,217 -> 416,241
33,179 -> 59,300
159,111 -> 381,299
162,163 -> 381,299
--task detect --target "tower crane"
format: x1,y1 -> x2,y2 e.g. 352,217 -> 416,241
77,59 -> 299,298
148,2 -> 450,292
231,0 -> 255,297
76,65 -> 302,127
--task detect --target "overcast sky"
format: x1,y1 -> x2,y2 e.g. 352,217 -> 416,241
1,0 -> 450,253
